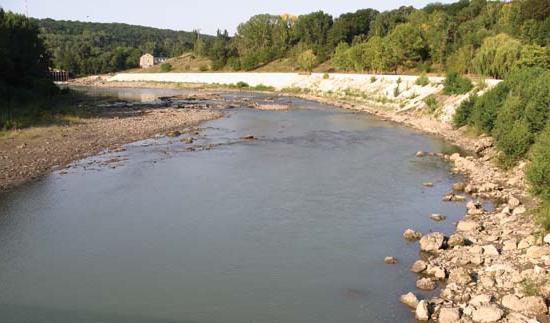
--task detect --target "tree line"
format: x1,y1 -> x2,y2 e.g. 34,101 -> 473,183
201,0 -> 548,76
36,19 -> 211,76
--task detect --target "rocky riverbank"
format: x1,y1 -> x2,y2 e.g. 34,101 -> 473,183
297,93 -> 550,323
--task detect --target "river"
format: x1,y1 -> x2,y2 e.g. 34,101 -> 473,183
0,87 -> 468,323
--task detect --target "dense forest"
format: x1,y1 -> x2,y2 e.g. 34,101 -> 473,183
36,19 -> 210,76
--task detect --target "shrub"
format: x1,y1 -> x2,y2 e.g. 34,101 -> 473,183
393,86 -> 400,97
468,82 -> 509,132
199,64 -> 209,72
370,76 -> 377,83
160,63 -> 172,72
527,123 -> 550,199
415,73 -> 429,86
495,119 -> 533,167
443,72 -> 473,95
534,202 -> 550,232
396,77 -> 402,84
254,84 -> 274,91
297,49 -> 317,72
323,73 -> 329,80
453,94 -> 477,128
235,81 -> 249,88
424,95 -> 438,113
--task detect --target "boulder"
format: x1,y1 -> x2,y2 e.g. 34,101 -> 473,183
471,305 -> 503,323
526,245 -> 550,258
448,234 -> 465,247
508,196 -> 521,208
416,277 -> 437,290
419,232 -> 446,252
544,233 -> 550,244
448,268 -> 471,286
427,265 -> 446,280
482,245 -> 500,256
469,294 -> 492,307
410,260 -> 428,273
415,300 -> 430,321
438,307 -> 461,323
520,296 -> 548,315
423,182 -> 434,187
400,292 -> 419,309
453,182 -> 466,192
384,256 -> 397,264
416,151 -> 426,158
430,213 -> 446,221
403,229 -> 422,241
457,220 -> 479,232
501,294 -> 522,312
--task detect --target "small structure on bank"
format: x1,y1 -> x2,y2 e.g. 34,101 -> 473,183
139,53 -> 167,68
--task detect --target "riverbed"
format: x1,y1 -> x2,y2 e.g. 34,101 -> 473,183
0,87 -> 467,323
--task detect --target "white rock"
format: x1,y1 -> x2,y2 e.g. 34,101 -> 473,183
384,256 -> 397,264
512,205 -> 526,215
471,305 -> 503,323
419,232 -> 445,252
431,213 -> 446,221
400,292 -> 419,308
416,300 -> 430,321
470,294 -> 492,307
427,265 -> 446,280
457,220 -> 479,232
438,307 -> 461,323
508,196 -> 521,208
448,268 -> 471,286
501,294 -> 522,312
410,260 -> 428,273
521,296 -> 548,315
526,246 -> 550,258
502,239 -> 517,251
416,277 -> 437,290
544,233 -> 550,245
482,245 -> 500,256
518,236 -> 535,249
403,228 -> 423,241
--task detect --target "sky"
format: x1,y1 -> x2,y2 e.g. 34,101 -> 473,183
2,0 -> 455,35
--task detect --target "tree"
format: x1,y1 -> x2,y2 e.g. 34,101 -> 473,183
472,33 -> 522,78
331,42 -> 351,70
327,9 -> 379,47
386,23 -> 427,69
297,50 -> 316,72
291,11 -> 333,60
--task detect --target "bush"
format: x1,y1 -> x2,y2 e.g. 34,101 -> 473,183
443,72 -> 473,95
495,119 -> 534,167
199,64 -> 209,72
297,49 -> 317,72
535,202 -> 550,232
254,84 -> 274,91
393,86 -> 400,97
235,81 -> 249,88
527,123 -> 550,199
370,76 -> 377,83
415,73 -> 429,86
468,82 -> 509,132
424,95 -> 438,113
453,94 -> 477,128
160,63 -> 172,72
323,73 -> 329,80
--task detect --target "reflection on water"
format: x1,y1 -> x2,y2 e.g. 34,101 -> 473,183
0,87 -> 468,323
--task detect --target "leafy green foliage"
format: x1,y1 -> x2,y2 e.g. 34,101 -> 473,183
453,94 -> 477,128
297,50 -> 317,72
527,123 -> 550,199
160,63 -> 172,72
443,72 -> 473,95
424,95 -> 438,112
415,73 -> 429,86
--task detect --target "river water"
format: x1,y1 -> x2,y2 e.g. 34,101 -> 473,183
0,88 -> 467,323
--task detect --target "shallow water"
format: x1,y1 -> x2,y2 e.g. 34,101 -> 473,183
0,88 -> 468,323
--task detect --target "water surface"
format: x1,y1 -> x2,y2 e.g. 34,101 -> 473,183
0,88 -> 467,323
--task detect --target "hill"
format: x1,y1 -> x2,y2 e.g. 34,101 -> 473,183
35,18 -> 212,76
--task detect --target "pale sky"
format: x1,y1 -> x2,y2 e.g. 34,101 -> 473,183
2,0 -> 455,35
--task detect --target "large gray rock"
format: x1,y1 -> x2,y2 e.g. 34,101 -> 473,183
400,292 -> 419,309
471,305 -> 503,323
438,307 -> 461,323
419,232 -> 446,252
415,300 -> 430,321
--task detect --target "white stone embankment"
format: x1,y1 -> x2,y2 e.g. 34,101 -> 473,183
106,72 -> 500,124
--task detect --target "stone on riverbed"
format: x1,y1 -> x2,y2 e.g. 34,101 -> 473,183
400,292 -> 419,308
471,305 -> 503,323
448,268 -> 471,286
457,220 -> 480,232
403,229 -> 422,241
430,213 -> 446,221
545,233 -> 550,244
416,151 -> 426,158
416,277 -> 437,290
410,260 -> 428,273
438,307 -> 461,323
415,300 -> 430,321
384,256 -> 397,264
452,182 -> 466,192
419,232 -> 446,252
448,233 -> 465,247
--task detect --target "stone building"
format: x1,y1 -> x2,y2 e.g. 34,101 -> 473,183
139,53 -> 167,68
